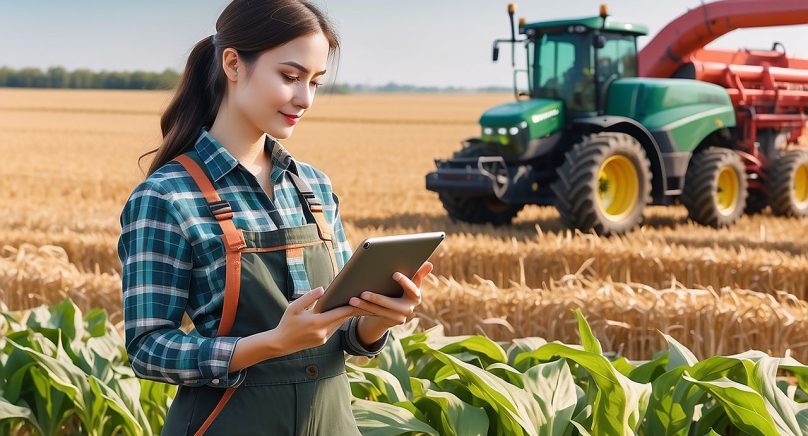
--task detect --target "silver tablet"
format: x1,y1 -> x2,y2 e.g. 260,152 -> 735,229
311,231 -> 445,313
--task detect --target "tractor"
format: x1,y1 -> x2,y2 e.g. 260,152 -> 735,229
425,0 -> 808,234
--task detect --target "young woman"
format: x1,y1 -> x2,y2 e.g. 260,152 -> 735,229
116,1 -> 433,434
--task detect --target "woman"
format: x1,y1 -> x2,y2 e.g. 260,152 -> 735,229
116,1 -> 433,434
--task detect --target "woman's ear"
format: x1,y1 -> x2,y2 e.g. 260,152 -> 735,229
222,48 -> 240,82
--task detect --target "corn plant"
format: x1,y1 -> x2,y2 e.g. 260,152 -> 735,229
0,298 -> 175,435
349,309 -> 808,435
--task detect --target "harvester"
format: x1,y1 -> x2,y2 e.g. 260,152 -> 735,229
425,0 -> 808,234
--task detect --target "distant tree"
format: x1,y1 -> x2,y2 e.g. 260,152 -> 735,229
0,65 -> 180,90
47,66 -> 69,88
0,65 -> 504,93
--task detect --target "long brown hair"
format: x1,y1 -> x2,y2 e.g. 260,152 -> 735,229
138,0 -> 340,177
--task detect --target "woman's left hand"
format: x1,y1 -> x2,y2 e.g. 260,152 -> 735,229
348,261 -> 433,329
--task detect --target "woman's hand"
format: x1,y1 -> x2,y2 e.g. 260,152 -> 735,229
273,286 -> 371,356
348,261 -> 434,331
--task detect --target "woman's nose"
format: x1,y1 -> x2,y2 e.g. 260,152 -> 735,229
293,84 -> 314,110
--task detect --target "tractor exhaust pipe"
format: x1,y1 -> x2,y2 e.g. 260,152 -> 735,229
508,3 -> 517,67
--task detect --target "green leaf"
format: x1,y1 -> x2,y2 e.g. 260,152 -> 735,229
409,342 -> 541,436
521,342 -> 651,435
682,373 -> 780,436
749,356 -> 802,436
521,359 -> 578,436
352,397 -> 439,436
377,331 -> 412,399
6,332 -> 91,416
413,387 -> 489,436
88,376 -> 142,436
573,308 -> 602,355
346,362 -> 408,403
486,362 -> 525,388
439,335 -> 508,366
507,337 -> 548,368
660,332 -> 698,371
644,366 -> 706,436
0,396 -> 43,435
627,352 -> 669,383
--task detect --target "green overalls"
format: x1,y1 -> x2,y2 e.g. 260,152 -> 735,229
159,152 -> 362,436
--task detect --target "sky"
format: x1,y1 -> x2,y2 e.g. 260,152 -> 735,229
1,0 -> 807,88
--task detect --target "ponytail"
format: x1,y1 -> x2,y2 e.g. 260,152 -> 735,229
138,35 -> 224,176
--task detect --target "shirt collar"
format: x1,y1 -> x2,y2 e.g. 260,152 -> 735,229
193,127 -> 293,183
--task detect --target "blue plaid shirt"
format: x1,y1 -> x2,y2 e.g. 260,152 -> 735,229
117,127 -> 389,389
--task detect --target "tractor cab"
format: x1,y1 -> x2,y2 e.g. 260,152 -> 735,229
516,12 -> 647,115
478,6 -> 648,161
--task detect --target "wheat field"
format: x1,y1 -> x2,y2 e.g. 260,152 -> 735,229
1,87 -> 807,360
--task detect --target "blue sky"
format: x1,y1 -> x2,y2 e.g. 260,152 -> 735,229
1,0 -> 806,88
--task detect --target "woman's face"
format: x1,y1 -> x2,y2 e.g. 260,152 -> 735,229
228,31 -> 330,140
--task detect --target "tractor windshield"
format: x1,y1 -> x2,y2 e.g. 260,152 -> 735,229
531,31 -> 595,112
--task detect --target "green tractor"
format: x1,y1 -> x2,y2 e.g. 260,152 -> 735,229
425,2 -> 808,234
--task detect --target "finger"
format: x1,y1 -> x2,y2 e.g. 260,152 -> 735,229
358,291 -> 412,313
288,287 -> 324,314
349,297 -> 408,325
412,261 -> 434,286
317,304 -> 369,326
325,307 -> 372,333
392,273 -> 421,303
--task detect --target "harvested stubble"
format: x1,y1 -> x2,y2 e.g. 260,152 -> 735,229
430,224 -> 808,299
0,243 -> 122,323
2,88 -> 807,357
416,273 -> 808,361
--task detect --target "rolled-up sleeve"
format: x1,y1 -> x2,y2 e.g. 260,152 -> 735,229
330,190 -> 390,358
117,179 -> 245,387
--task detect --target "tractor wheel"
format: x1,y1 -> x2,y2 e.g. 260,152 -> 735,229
437,192 -> 524,226
551,132 -> 652,235
681,147 -> 748,227
769,149 -> 808,217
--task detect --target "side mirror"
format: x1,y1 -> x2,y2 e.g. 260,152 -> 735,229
594,34 -> 606,49
493,45 -> 500,62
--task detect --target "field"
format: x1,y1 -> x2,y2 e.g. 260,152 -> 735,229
1,87 -> 807,361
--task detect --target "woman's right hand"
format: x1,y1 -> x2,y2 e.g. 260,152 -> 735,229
273,286 -> 369,355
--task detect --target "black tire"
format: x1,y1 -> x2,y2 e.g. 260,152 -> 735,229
769,149 -> 808,217
744,190 -> 768,215
681,147 -> 748,227
438,192 -> 524,226
551,132 -> 652,235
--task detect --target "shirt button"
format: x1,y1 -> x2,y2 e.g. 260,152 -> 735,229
212,378 -> 220,384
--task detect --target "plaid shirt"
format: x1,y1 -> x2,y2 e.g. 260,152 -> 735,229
117,127 -> 389,389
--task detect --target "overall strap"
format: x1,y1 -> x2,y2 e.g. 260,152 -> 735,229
286,160 -> 332,240
285,159 -> 340,275
173,154 -> 245,337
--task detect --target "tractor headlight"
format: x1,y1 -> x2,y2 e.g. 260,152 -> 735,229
481,121 -> 530,155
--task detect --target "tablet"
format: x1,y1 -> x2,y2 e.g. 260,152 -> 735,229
311,231 -> 445,314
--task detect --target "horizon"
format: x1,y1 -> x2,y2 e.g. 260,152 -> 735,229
1,1 -> 807,88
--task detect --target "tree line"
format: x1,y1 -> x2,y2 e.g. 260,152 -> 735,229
0,66 -> 179,89
0,65 -> 512,93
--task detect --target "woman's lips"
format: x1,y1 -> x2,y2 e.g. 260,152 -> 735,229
280,112 -> 300,125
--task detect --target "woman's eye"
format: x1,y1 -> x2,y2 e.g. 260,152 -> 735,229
282,73 -> 323,88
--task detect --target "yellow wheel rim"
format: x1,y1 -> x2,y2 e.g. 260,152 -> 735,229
716,166 -> 739,215
795,162 -> 808,207
596,155 -> 639,222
